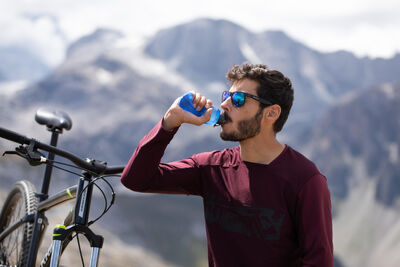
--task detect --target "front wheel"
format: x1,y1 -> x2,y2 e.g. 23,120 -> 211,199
0,180 -> 38,267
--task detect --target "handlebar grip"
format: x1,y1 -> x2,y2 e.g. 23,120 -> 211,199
0,127 -> 30,145
103,165 -> 125,175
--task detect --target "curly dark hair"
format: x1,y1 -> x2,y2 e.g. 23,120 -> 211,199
226,63 -> 294,133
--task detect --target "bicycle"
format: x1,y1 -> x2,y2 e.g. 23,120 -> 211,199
0,107 -> 125,267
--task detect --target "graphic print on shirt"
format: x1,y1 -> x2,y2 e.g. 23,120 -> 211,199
204,194 -> 285,240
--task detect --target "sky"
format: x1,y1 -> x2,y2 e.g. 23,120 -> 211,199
1,0 -> 399,66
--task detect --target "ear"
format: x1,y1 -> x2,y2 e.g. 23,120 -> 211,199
264,105 -> 281,121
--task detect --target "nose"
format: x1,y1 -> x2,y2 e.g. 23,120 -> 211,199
220,96 -> 231,112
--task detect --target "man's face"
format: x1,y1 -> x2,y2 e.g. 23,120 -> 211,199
219,79 -> 265,142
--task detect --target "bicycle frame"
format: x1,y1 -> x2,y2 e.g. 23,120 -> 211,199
0,185 -> 77,243
0,162 -> 105,266
0,122 -> 125,267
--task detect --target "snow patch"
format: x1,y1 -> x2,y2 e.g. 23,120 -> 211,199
333,152 -> 400,267
302,62 -> 334,104
334,179 -> 400,267
0,80 -> 29,96
96,68 -> 113,85
380,83 -> 396,99
386,142 -> 398,164
336,90 -> 360,106
239,42 -> 262,63
110,36 -> 194,93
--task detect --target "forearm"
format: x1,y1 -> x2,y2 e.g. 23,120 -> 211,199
121,119 -> 203,195
121,119 -> 178,191
121,91 -> 214,194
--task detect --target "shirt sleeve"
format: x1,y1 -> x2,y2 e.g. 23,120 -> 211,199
120,119 -> 203,196
296,174 -> 334,267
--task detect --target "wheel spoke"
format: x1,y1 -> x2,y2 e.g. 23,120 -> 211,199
1,193 -> 25,265
0,182 -> 37,266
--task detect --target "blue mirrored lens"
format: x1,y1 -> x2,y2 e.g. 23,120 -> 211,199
222,91 -> 230,102
232,92 -> 245,107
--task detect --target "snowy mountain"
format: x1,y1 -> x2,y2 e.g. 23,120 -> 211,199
145,18 -> 400,138
1,18 -> 400,266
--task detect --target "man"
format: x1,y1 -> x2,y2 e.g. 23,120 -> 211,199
121,63 -> 333,266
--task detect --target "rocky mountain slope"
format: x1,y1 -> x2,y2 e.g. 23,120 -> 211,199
305,83 -> 400,205
145,18 -> 400,137
1,18 -> 400,266
303,83 -> 400,267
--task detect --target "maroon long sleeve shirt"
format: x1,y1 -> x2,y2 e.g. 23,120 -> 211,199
121,120 -> 333,267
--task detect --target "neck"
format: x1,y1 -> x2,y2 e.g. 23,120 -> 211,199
239,131 -> 285,165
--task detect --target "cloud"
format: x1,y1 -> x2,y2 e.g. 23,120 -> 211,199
0,12 -> 67,66
1,0 -> 399,68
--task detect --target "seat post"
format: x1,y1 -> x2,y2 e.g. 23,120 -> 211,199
40,128 -> 61,201
34,107 -> 72,201
28,129 -> 61,266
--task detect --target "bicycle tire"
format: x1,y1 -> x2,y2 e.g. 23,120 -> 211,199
0,180 -> 38,267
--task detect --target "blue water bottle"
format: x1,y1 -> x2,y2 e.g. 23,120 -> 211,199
178,92 -> 222,126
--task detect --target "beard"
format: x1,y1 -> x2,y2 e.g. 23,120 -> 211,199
220,107 -> 264,142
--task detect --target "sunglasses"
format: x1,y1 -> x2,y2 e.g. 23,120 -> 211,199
222,91 -> 273,107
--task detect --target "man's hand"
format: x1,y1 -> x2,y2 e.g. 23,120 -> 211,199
162,91 -> 213,131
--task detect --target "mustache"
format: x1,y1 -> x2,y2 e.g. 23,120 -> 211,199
221,112 -> 232,123
214,112 -> 232,127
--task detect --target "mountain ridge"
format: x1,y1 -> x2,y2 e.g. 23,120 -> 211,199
1,18 -> 400,267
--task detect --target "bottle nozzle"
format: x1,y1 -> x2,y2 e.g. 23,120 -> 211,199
213,113 -> 226,127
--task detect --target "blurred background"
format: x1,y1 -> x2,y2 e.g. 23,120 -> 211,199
0,0 -> 399,266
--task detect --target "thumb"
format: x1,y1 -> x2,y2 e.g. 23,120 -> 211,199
202,108 -> 213,122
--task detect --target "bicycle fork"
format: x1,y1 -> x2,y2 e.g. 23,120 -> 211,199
50,224 -> 104,267
50,173 -> 103,267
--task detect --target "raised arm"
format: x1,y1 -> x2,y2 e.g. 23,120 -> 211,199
121,92 -> 213,196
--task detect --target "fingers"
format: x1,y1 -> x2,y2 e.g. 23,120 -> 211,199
192,93 -> 203,111
177,91 -> 212,125
205,99 -> 213,109
188,108 -> 213,126
192,92 -> 213,111
162,92 -> 213,130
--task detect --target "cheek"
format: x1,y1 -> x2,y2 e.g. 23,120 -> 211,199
232,106 -> 252,119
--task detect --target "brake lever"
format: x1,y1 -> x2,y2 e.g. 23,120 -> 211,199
2,150 -> 19,156
2,141 -> 46,166
2,145 -> 28,158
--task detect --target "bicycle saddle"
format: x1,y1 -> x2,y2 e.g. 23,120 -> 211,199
35,107 -> 73,132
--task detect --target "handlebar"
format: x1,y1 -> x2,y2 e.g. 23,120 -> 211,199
0,127 -> 125,175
